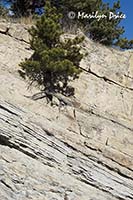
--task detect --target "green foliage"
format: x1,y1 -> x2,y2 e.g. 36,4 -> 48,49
20,1 -> 84,99
8,0 -> 45,17
8,0 -> 133,49
0,4 -> 8,17
87,0 -> 125,46
9,0 -> 33,17
115,38 -> 133,49
51,0 -> 133,49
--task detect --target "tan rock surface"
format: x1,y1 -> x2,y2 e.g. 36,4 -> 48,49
0,22 -> 133,200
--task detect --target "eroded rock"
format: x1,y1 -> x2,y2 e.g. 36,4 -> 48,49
0,22 -> 133,200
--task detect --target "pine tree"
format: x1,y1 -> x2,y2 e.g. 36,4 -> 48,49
51,0 -> 133,49
8,0 -> 133,49
88,1 -> 126,46
9,0 -> 45,17
19,1 -> 84,101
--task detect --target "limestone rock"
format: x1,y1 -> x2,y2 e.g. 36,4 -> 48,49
0,22 -> 9,33
0,22 -> 133,200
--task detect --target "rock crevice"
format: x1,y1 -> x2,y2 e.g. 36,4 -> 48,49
0,22 -> 133,200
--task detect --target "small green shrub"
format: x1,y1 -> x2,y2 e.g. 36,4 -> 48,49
19,1 -> 84,101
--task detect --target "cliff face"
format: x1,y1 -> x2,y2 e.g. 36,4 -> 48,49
0,22 -> 133,200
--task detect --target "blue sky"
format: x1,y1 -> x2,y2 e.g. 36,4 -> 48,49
104,0 -> 133,39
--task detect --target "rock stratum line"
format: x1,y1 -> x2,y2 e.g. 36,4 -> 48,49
0,21 -> 133,200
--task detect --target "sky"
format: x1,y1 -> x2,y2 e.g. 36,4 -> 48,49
1,0 -> 133,40
104,0 -> 133,40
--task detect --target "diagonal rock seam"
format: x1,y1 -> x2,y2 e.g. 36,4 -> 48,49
0,22 -> 133,200
0,23 -> 133,92
0,102 -> 133,200
79,66 -> 133,92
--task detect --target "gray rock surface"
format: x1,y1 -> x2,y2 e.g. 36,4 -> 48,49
0,22 -> 133,200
